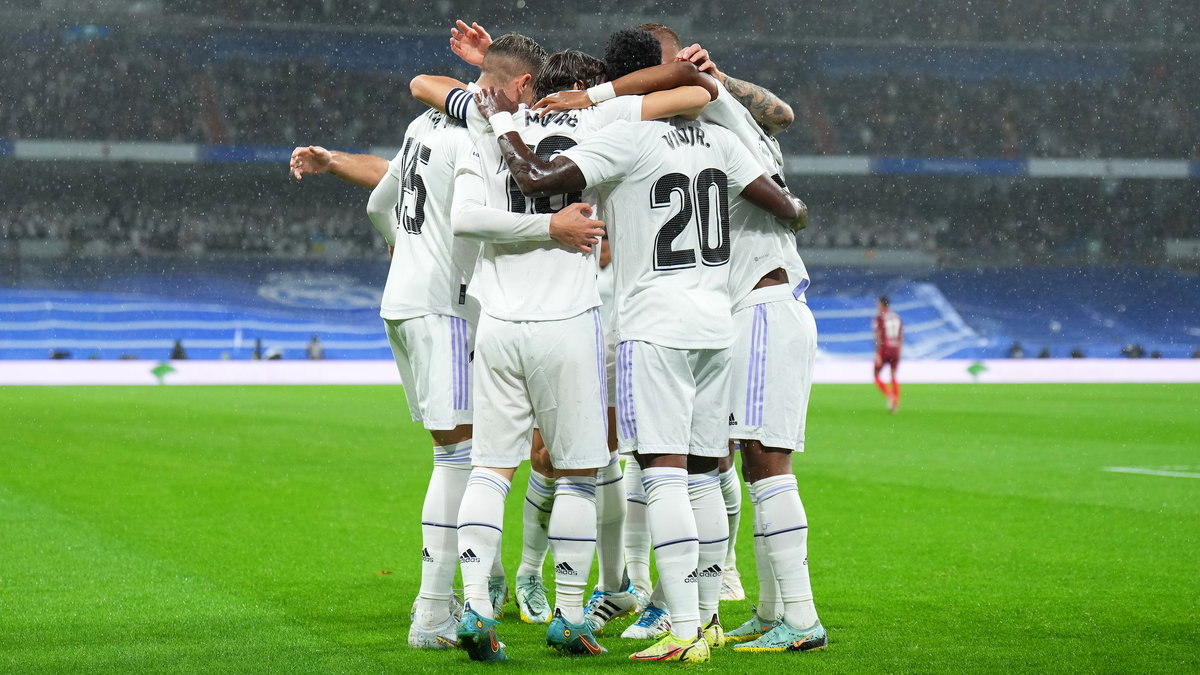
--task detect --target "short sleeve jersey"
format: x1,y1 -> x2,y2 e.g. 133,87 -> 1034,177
380,109 -> 482,322
700,81 -> 810,307
458,97 -> 643,322
563,118 -> 765,350
875,309 -> 904,350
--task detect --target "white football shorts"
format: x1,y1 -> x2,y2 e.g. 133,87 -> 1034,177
384,314 -> 473,431
614,340 -> 732,458
729,294 -> 816,451
471,308 -> 609,470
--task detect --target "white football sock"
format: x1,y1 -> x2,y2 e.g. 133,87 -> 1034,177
719,464 -> 742,571
548,475 -> 598,624
517,469 -> 555,578
754,473 -> 819,628
690,468 -> 729,622
596,451 -> 627,591
748,481 -> 781,620
623,461 -> 653,595
643,466 -> 699,639
456,468 -> 511,619
415,440 -> 472,622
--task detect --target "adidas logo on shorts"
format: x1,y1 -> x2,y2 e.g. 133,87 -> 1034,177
555,562 -> 578,576
728,413 -> 737,426
421,547 -> 434,563
698,564 -> 723,578
459,548 -> 481,564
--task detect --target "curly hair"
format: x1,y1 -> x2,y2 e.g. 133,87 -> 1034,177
603,27 -> 662,81
482,33 -> 548,82
534,50 -> 607,100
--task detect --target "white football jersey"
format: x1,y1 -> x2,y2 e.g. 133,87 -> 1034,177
563,118 -> 766,350
701,81 -> 810,307
457,97 -> 643,322
376,109 -> 482,322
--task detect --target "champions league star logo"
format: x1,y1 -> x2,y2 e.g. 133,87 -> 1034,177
257,272 -> 382,310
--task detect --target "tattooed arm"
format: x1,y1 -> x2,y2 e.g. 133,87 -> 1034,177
675,43 -> 795,136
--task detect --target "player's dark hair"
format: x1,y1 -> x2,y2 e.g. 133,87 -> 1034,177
637,22 -> 681,55
604,27 -> 662,81
482,33 -> 548,82
534,50 -> 607,100
879,296 -> 890,308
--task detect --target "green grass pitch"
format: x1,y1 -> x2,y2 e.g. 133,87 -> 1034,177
1,383 -> 1197,673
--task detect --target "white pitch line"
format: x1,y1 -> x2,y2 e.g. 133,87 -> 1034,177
1103,467 -> 1200,479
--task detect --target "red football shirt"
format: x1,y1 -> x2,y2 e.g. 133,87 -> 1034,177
874,309 -> 903,352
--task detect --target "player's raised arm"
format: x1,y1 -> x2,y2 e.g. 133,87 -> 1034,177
476,88 -> 588,199
676,44 -> 794,136
410,75 -> 471,113
533,61 -> 717,115
289,145 -> 389,189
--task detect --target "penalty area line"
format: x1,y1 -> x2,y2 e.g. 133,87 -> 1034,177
1103,466 -> 1200,479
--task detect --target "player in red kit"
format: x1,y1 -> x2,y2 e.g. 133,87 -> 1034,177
873,296 -> 903,413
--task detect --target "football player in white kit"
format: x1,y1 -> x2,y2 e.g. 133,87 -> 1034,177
287,33 -> 553,650
476,77 -> 807,662
660,39 -> 828,653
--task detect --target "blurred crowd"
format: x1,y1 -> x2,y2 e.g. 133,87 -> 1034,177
160,0 -> 1196,44
2,29 -> 1197,159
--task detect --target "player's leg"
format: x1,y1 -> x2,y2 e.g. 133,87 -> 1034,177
620,341 -> 709,662
733,300 -> 826,653
515,430 -> 553,623
717,449 -> 745,601
529,309 -> 609,655
688,347 -> 733,645
889,357 -> 901,412
454,315 -> 531,661
386,317 -> 474,648
874,353 -> 891,400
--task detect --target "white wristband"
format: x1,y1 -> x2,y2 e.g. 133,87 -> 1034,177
489,111 -> 516,136
586,81 -> 616,104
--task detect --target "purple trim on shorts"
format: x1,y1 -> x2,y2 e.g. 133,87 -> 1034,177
745,305 -> 768,426
616,341 -> 637,441
451,317 -> 469,411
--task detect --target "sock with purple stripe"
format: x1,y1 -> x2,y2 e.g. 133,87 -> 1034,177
623,461 -> 652,595
690,468 -> 729,622
414,440 -> 472,623
596,451 -> 627,591
753,473 -> 819,629
456,468 -> 511,619
643,466 -> 700,639
548,475 -> 598,624
517,469 -> 555,578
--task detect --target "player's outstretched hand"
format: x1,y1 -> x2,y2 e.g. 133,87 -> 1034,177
533,90 -> 591,115
550,203 -> 605,254
676,43 -> 721,78
450,20 -> 491,66
475,87 -> 519,119
290,145 -> 333,180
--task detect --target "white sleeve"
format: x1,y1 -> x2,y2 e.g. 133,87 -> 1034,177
451,142 -> 552,243
596,95 -> 644,124
721,129 -> 769,195
365,150 -> 405,246
559,120 -> 636,188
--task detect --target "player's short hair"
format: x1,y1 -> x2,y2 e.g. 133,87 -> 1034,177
638,23 -> 681,55
534,50 -> 607,101
604,27 -> 662,81
482,33 -> 548,82
879,296 -> 890,308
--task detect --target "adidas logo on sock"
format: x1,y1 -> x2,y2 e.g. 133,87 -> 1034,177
698,564 -> 723,578
459,548 -> 480,563
728,413 -> 737,426
555,562 -> 578,576
684,569 -> 698,584
421,547 -> 433,563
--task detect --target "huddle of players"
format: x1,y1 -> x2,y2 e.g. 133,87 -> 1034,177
290,20 -> 824,663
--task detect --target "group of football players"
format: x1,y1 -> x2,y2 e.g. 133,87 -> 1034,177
290,18 -> 824,663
